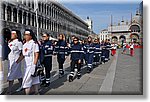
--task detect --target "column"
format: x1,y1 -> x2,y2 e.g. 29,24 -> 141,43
5,5 -> 7,21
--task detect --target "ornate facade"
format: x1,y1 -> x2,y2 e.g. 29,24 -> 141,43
99,5 -> 143,44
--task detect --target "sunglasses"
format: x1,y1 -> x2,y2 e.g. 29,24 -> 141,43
42,36 -> 47,37
73,40 -> 78,41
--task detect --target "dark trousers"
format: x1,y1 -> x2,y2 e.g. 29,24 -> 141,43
43,57 -> 52,79
85,53 -> 94,65
71,60 -> 81,72
101,50 -> 106,62
93,54 -> 100,62
105,50 -> 110,59
57,54 -> 65,72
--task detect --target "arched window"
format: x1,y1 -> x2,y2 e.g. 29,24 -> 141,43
23,12 -> 26,25
28,13 -> 31,25
13,8 -> 17,22
2,4 -> 6,20
41,18 -> 43,28
28,1 -> 31,7
32,1 -> 34,9
45,19 -> 46,29
7,6 -> 12,21
38,17 -> 41,28
47,20 -> 49,29
47,6 -> 49,15
42,3 -> 44,13
45,4 -> 47,14
18,10 -> 22,24
32,14 -> 34,26
38,2 -> 41,12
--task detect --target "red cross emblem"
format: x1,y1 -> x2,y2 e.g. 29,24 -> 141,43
9,44 -> 12,47
24,48 -> 28,52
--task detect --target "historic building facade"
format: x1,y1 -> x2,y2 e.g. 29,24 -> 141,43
0,0 -> 90,41
99,6 -> 143,44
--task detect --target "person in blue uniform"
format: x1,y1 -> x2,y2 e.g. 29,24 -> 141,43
80,40 -> 85,67
100,40 -> 106,64
68,37 -> 84,82
84,36 -> 95,73
93,38 -> 101,67
55,34 -> 68,77
40,33 -> 53,87
104,39 -> 111,62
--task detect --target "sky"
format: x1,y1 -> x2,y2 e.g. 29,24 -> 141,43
58,0 -> 142,34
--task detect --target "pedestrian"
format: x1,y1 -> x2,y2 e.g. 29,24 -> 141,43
7,30 -> 23,94
122,41 -> 127,54
40,33 -> 53,87
100,40 -> 106,64
68,37 -> 84,82
55,34 -> 68,78
111,42 -> 117,56
129,42 -> 134,56
93,38 -> 101,67
80,40 -> 85,67
16,29 -> 40,95
104,39 -> 111,62
84,36 -> 95,73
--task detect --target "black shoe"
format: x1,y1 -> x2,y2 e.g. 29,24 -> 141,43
87,68 -> 92,73
69,75 -> 73,82
77,74 -> 81,79
43,83 -> 50,87
59,71 -> 64,78
40,80 -> 46,86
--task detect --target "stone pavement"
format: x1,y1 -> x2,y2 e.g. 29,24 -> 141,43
1,48 -> 143,95
112,48 -> 143,95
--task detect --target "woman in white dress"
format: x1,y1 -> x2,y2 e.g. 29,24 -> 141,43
7,30 -> 23,94
17,29 -> 40,95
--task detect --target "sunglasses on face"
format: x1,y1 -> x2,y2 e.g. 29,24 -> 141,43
73,40 -> 78,41
42,36 -> 47,37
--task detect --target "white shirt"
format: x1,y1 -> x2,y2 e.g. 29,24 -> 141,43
8,39 -> 23,61
130,44 -> 134,49
23,40 -> 39,67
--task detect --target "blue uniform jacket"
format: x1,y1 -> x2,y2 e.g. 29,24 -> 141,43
94,43 -> 101,54
40,40 -> 53,58
69,42 -> 84,61
104,42 -> 111,50
55,40 -> 69,56
83,43 -> 95,54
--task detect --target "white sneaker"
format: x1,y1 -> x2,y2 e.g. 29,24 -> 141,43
16,87 -> 23,92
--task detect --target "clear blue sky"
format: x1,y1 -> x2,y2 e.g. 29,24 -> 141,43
59,0 -> 142,34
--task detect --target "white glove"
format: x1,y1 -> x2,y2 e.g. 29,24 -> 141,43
30,64 -> 36,75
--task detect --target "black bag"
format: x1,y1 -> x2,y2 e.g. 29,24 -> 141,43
31,60 -> 44,77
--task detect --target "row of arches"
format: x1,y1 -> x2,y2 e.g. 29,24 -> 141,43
112,33 -> 140,43
2,2 -> 89,37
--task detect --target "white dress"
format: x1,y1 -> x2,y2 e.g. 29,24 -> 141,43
7,39 -> 23,81
22,40 -> 40,88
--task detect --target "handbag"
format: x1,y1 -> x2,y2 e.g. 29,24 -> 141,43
31,43 -> 44,77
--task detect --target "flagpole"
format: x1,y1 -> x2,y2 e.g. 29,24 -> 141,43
34,0 -> 39,40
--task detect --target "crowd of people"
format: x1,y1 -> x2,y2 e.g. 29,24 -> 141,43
0,29 -> 136,95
